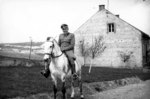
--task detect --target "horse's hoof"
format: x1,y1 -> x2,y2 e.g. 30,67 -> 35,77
71,97 -> 74,99
80,95 -> 84,99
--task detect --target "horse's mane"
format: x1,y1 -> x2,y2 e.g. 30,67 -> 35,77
51,38 -> 62,55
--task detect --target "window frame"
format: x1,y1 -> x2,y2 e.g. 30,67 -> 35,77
107,23 -> 116,33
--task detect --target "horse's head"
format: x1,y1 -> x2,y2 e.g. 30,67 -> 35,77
43,40 -> 54,55
46,37 -> 62,58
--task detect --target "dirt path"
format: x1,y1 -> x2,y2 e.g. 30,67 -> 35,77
11,80 -> 150,99
86,80 -> 150,99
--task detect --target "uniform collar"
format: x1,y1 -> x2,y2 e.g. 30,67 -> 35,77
63,32 -> 70,36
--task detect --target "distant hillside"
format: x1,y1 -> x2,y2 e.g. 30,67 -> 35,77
0,42 -> 44,60
0,42 -> 44,50
0,42 -> 43,46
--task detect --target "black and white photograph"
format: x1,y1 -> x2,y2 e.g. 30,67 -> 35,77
0,0 -> 150,99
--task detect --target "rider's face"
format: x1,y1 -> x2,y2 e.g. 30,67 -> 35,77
62,26 -> 69,34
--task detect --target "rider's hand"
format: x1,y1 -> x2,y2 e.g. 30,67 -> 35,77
61,47 -> 65,52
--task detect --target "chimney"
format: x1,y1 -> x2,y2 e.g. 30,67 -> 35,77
99,5 -> 105,11
116,14 -> 119,18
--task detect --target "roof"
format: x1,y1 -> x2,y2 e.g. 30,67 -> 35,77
74,7 -> 150,39
105,9 -> 150,39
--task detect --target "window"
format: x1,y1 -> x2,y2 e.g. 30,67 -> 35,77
107,23 -> 115,33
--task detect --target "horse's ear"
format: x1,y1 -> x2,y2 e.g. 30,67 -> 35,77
50,37 -> 54,42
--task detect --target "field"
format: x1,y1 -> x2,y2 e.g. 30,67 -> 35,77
0,42 -> 44,61
0,65 -> 150,99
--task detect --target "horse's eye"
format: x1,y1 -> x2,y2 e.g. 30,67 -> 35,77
50,46 -> 52,48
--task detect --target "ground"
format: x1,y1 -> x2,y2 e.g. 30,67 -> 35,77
86,80 -> 150,99
1,42 -> 150,99
9,79 -> 150,99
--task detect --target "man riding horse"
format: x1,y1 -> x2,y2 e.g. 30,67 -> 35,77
41,24 -> 78,80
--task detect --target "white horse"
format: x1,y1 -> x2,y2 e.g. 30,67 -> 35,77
47,38 -> 84,99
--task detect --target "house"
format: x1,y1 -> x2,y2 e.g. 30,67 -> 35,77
74,5 -> 150,68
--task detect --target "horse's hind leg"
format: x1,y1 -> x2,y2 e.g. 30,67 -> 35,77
79,75 -> 84,99
71,80 -> 75,99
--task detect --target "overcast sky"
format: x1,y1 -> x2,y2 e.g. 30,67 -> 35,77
0,0 -> 150,43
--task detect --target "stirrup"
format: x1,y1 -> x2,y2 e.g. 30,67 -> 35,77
72,73 -> 78,80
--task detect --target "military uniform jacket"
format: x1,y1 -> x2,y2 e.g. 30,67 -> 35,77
58,33 -> 75,51
58,33 -> 75,58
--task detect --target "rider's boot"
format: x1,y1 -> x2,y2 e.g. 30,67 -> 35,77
72,64 -> 78,80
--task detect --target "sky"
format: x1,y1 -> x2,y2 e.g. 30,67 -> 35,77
0,0 -> 150,43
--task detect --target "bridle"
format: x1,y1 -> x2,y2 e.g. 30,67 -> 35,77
50,41 -> 63,58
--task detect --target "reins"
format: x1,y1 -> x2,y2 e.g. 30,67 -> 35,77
51,52 -> 63,58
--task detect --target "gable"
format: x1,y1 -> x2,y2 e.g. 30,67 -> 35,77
105,10 -> 150,39
74,8 -> 150,40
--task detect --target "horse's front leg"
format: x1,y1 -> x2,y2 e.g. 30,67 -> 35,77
53,84 -> 57,99
71,80 -> 75,99
61,75 -> 67,99
62,81 -> 66,99
52,75 -> 57,99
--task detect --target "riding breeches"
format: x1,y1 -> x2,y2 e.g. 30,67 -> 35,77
64,50 -> 76,66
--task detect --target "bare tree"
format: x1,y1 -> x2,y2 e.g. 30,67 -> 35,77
89,35 -> 106,73
90,36 -> 106,59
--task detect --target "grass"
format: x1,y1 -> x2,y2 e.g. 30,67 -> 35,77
0,51 -> 43,61
0,66 -> 53,99
0,66 -> 150,99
